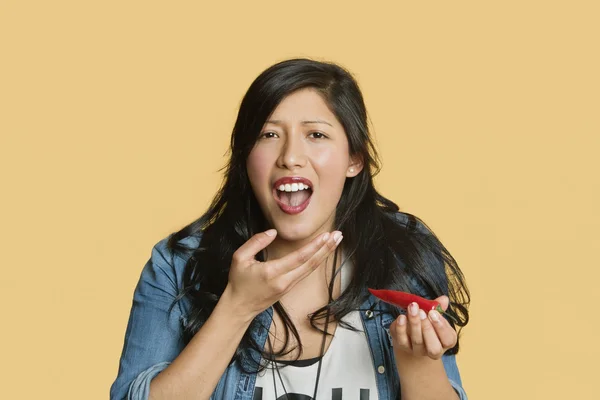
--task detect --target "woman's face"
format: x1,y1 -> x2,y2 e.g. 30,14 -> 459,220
246,88 -> 362,242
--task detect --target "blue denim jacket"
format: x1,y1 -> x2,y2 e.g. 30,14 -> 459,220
110,233 -> 468,399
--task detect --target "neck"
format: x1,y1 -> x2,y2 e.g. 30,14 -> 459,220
264,235 -> 317,261
278,244 -> 344,310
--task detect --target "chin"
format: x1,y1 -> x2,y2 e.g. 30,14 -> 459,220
271,220 -> 319,242
275,226 -> 313,242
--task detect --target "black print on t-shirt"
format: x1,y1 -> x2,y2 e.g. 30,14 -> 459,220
253,387 -> 370,400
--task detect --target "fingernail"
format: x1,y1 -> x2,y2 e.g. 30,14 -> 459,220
419,310 -> 427,320
265,229 -> 276,237
335,235 -> 344,246
409,302 -> 419,316
322,232 -> 331,242
429,310 -> 440,323
332,231 -> 342,242
398,315 -> 406,326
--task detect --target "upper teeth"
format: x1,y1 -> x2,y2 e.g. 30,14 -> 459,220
277,183 -> 310,192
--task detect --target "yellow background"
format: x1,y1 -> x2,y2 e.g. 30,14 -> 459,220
2,1 -> 598,399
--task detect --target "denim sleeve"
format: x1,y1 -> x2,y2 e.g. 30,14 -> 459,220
392,212 -> 468,399
442,354 -> 468,400
110,237 -> 190,400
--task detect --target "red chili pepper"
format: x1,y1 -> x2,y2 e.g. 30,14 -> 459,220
368,288 -> 444,313
368,288 -> 459,324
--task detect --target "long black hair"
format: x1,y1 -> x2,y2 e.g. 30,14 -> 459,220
166,58 -> 469,372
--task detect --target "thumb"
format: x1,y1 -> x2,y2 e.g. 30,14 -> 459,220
234,229 -> 278,262
435,295 -> 450,312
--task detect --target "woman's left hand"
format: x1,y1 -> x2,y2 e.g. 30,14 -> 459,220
388,295 -> 457,360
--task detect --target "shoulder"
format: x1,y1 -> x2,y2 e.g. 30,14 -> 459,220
385,211 -> 447,293
387,211 -> 435,236
139,232 -> 203,292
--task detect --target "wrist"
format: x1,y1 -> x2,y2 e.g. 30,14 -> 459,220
394,350 -> 439,373
216,286 -> 259,326
394,352 -> 458,399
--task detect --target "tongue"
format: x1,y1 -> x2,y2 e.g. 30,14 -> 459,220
281,190 -> 311,207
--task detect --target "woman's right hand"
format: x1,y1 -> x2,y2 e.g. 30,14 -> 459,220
221,229 -> 343,322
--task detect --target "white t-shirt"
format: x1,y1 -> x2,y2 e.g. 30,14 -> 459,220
254,254 -> 379,400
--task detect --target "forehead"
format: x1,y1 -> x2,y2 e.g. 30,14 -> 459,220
268,88 -> 338,123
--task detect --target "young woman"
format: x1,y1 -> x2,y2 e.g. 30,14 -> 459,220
110,58 -> 470,400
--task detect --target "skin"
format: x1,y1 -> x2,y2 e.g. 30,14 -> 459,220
148,88 -> 358,399
246,87 -> 363,358
246,87 -> 362,258
149,87 -> 460,399
389,297 -> 460,399
243,87 -> 459,397
149,230 -> 343,400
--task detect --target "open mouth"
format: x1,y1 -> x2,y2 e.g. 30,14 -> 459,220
272,182 -> 313,214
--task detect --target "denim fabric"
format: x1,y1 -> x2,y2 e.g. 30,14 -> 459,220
110,232 -> 468,399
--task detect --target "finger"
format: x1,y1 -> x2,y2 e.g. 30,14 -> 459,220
428,309 -> 458,350
280,231 -> 342,284
421,313 -> 444,359
233,229 -> 278,262
407,302 -> 425,356
434,295 -> 450,312
390,314 -> 411,351
274,230 -> 341,276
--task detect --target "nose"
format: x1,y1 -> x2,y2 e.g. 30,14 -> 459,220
277,131 -> 307,170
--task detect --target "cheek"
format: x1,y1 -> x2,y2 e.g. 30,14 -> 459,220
246,149 -> 271,193
312,150 -> 349,200
311,145 -> 349,168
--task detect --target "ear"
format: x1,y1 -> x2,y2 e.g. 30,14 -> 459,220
346,155 -> 364,178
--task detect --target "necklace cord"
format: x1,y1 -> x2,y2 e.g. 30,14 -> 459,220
312,247 -> 337,398
266,332 -> 289,396
269,247 -> 339,399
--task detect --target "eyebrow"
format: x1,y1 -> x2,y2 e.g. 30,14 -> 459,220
265,119 -> 333,127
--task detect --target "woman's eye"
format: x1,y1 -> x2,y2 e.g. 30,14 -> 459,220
310,132 -> 327,139
261,132 -> 278,139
